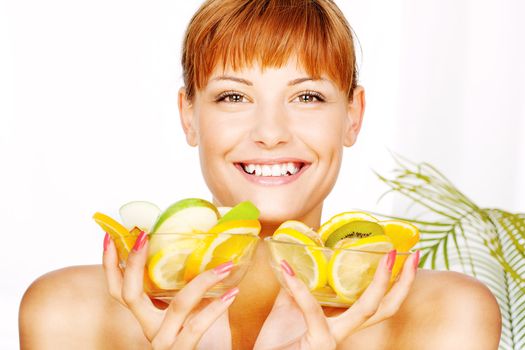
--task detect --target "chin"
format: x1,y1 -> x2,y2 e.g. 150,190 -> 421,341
244,192 -> 308,226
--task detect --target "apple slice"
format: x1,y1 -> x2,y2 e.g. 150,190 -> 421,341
217,206 -> 232,218
119,201 -> 161,232
217,201 -> 259,224
151,198 -> 220,234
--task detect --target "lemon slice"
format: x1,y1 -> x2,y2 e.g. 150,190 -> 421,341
379,220 -> 420,252
271,228 -> 327,290
318,211 -> 378,243
275,220 -> 323,246
148,246 -> 193,290
209,220 -> 261,235
328,235 -> 393,303
182,220 -> 261,281
93,212 -> 139,261
183,233 -> 258,281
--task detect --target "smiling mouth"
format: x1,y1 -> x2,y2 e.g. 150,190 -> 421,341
235,161 -> 307,177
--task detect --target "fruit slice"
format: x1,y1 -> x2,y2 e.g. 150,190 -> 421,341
93,212 -> 139,261
379,220 -> 420,280
273,227 -> 319,247
275,220 -> 323,246
209,220 -> 261,236
119,201 -> 161,232
147,236 -> 201,289
151,198 -> 220,234
319,211 -> 378,244
216,201 -> 259,225
217,206 -> 232,217
328,235 -> 394,303
379,220 -> 420,252
268,237 -> 328,290
324,220 -> 384,248
183,234 -> 258,281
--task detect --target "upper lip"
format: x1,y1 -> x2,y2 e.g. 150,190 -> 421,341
235,158 -> 311,165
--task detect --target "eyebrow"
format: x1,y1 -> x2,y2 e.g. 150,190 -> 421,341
210,75 -> 327,86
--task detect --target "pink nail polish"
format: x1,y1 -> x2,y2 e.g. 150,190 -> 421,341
132,231 -> 147,252
103,233 -> 110,251
213,261 -> 234,275
220,287 -> 240,302
280,260 -> 295,277
386,250 -> 397,272
413,250 -> 420,270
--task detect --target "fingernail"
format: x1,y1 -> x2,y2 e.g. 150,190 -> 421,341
213,261 -> 234,276
220,287 -> 240,302
386,250 -> 397,272
132,231 -> 147,252
103,232 -> 110,251
413,250 -> 420,270
280,260 -> 295,277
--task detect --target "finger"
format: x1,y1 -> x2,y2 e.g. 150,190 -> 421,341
331,250 -> 396,343
280,260 -> 333,347
153,261 -> 235,347
357,250 -> 419,330
102,233 -> 125,305
121,232 -> 162,339
170,287 -> 239,350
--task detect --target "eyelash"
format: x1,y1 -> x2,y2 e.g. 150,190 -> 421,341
214,90 -> 326,103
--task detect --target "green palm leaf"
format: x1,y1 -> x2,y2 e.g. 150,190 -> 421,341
375,154 -> 524,350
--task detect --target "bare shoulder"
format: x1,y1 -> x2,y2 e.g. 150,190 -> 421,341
395,269 -> 502,350
19,265 -> 148,350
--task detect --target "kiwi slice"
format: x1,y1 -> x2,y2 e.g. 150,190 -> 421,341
325,220 -> 384,248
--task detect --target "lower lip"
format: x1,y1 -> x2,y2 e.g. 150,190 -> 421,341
235,164 -> 310,186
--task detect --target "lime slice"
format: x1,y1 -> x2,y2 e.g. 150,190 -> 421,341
328,235 -> 393,302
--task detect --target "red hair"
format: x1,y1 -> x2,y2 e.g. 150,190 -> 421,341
182,0 -> 358,101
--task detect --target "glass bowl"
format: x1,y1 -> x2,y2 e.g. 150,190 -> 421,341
118,232 -> 259,301
264,237 -> 411,308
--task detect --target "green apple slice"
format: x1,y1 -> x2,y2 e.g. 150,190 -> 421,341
217,206 -> 232,217
119,201 -> 161,232
217,201 -> 259,224
151,198 -> 220,234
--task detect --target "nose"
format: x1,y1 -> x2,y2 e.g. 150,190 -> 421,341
249,103 -> 292,149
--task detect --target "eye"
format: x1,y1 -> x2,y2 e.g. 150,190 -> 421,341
295,90 -> 326,103
215,90 -> 248,103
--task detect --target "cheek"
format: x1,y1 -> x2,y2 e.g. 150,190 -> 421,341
197,111 -> 247,158
292,108 -> 347,156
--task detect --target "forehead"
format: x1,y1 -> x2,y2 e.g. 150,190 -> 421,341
204,58 -> 336,89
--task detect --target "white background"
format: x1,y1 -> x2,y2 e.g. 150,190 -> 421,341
1,0 -> 524,347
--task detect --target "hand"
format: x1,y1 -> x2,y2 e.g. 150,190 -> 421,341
254,250 -> 420,350
102,232 -> 238,350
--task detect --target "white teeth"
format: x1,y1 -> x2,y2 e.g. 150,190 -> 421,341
241,162 -> 303,176
271,164 -> 281,176
261,165 -> 272,176
280,164 -> 288,175
287,162 -> 299,175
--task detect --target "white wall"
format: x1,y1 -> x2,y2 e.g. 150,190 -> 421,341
1,0 -> 524,347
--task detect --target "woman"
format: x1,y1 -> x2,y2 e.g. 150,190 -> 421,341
19,0 -> 502,349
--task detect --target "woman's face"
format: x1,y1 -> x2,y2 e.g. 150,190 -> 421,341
178,58 -> 365,228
